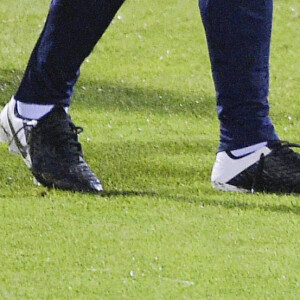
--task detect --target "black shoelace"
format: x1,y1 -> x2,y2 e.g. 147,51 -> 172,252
33,117 -> 84,162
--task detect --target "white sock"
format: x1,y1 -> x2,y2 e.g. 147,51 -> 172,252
16,101 -> 54,120
231,141 -> 268,157
16,100 -> 68,120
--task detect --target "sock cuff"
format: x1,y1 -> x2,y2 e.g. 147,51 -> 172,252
230,142 -> 268,157
15,98 -> 68,120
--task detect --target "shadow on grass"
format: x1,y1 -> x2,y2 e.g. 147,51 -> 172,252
99,189 -> 300,216
0,68 -> 216,117
169,193 -> 300,215
101,189 -> 157,198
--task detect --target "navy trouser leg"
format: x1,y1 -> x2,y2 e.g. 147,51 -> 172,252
199,0 -> 279,151
15,0 -> 125,106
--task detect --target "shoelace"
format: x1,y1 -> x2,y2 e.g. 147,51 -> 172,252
43,118 -> 99,181
269,140 -> 300,150
34,117 -> 84,162
9,121 -> 37,157
251,140 -> 300,193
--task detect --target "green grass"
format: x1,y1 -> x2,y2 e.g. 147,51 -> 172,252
0,0 -> 300,298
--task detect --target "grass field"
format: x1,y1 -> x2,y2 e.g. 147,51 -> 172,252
0,0 -> 300,298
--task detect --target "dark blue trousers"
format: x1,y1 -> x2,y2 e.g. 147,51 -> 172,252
16,0 -> 125,106
200,0 -> 278,150
15,0 -> 279,151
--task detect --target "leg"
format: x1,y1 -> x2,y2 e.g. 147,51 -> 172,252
200,0 -> 300,194
16,0 -> 125,106
199,0 -> 278,152
0,0 -> 125,193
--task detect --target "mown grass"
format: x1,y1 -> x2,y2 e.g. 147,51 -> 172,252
0,0 -> 299,299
